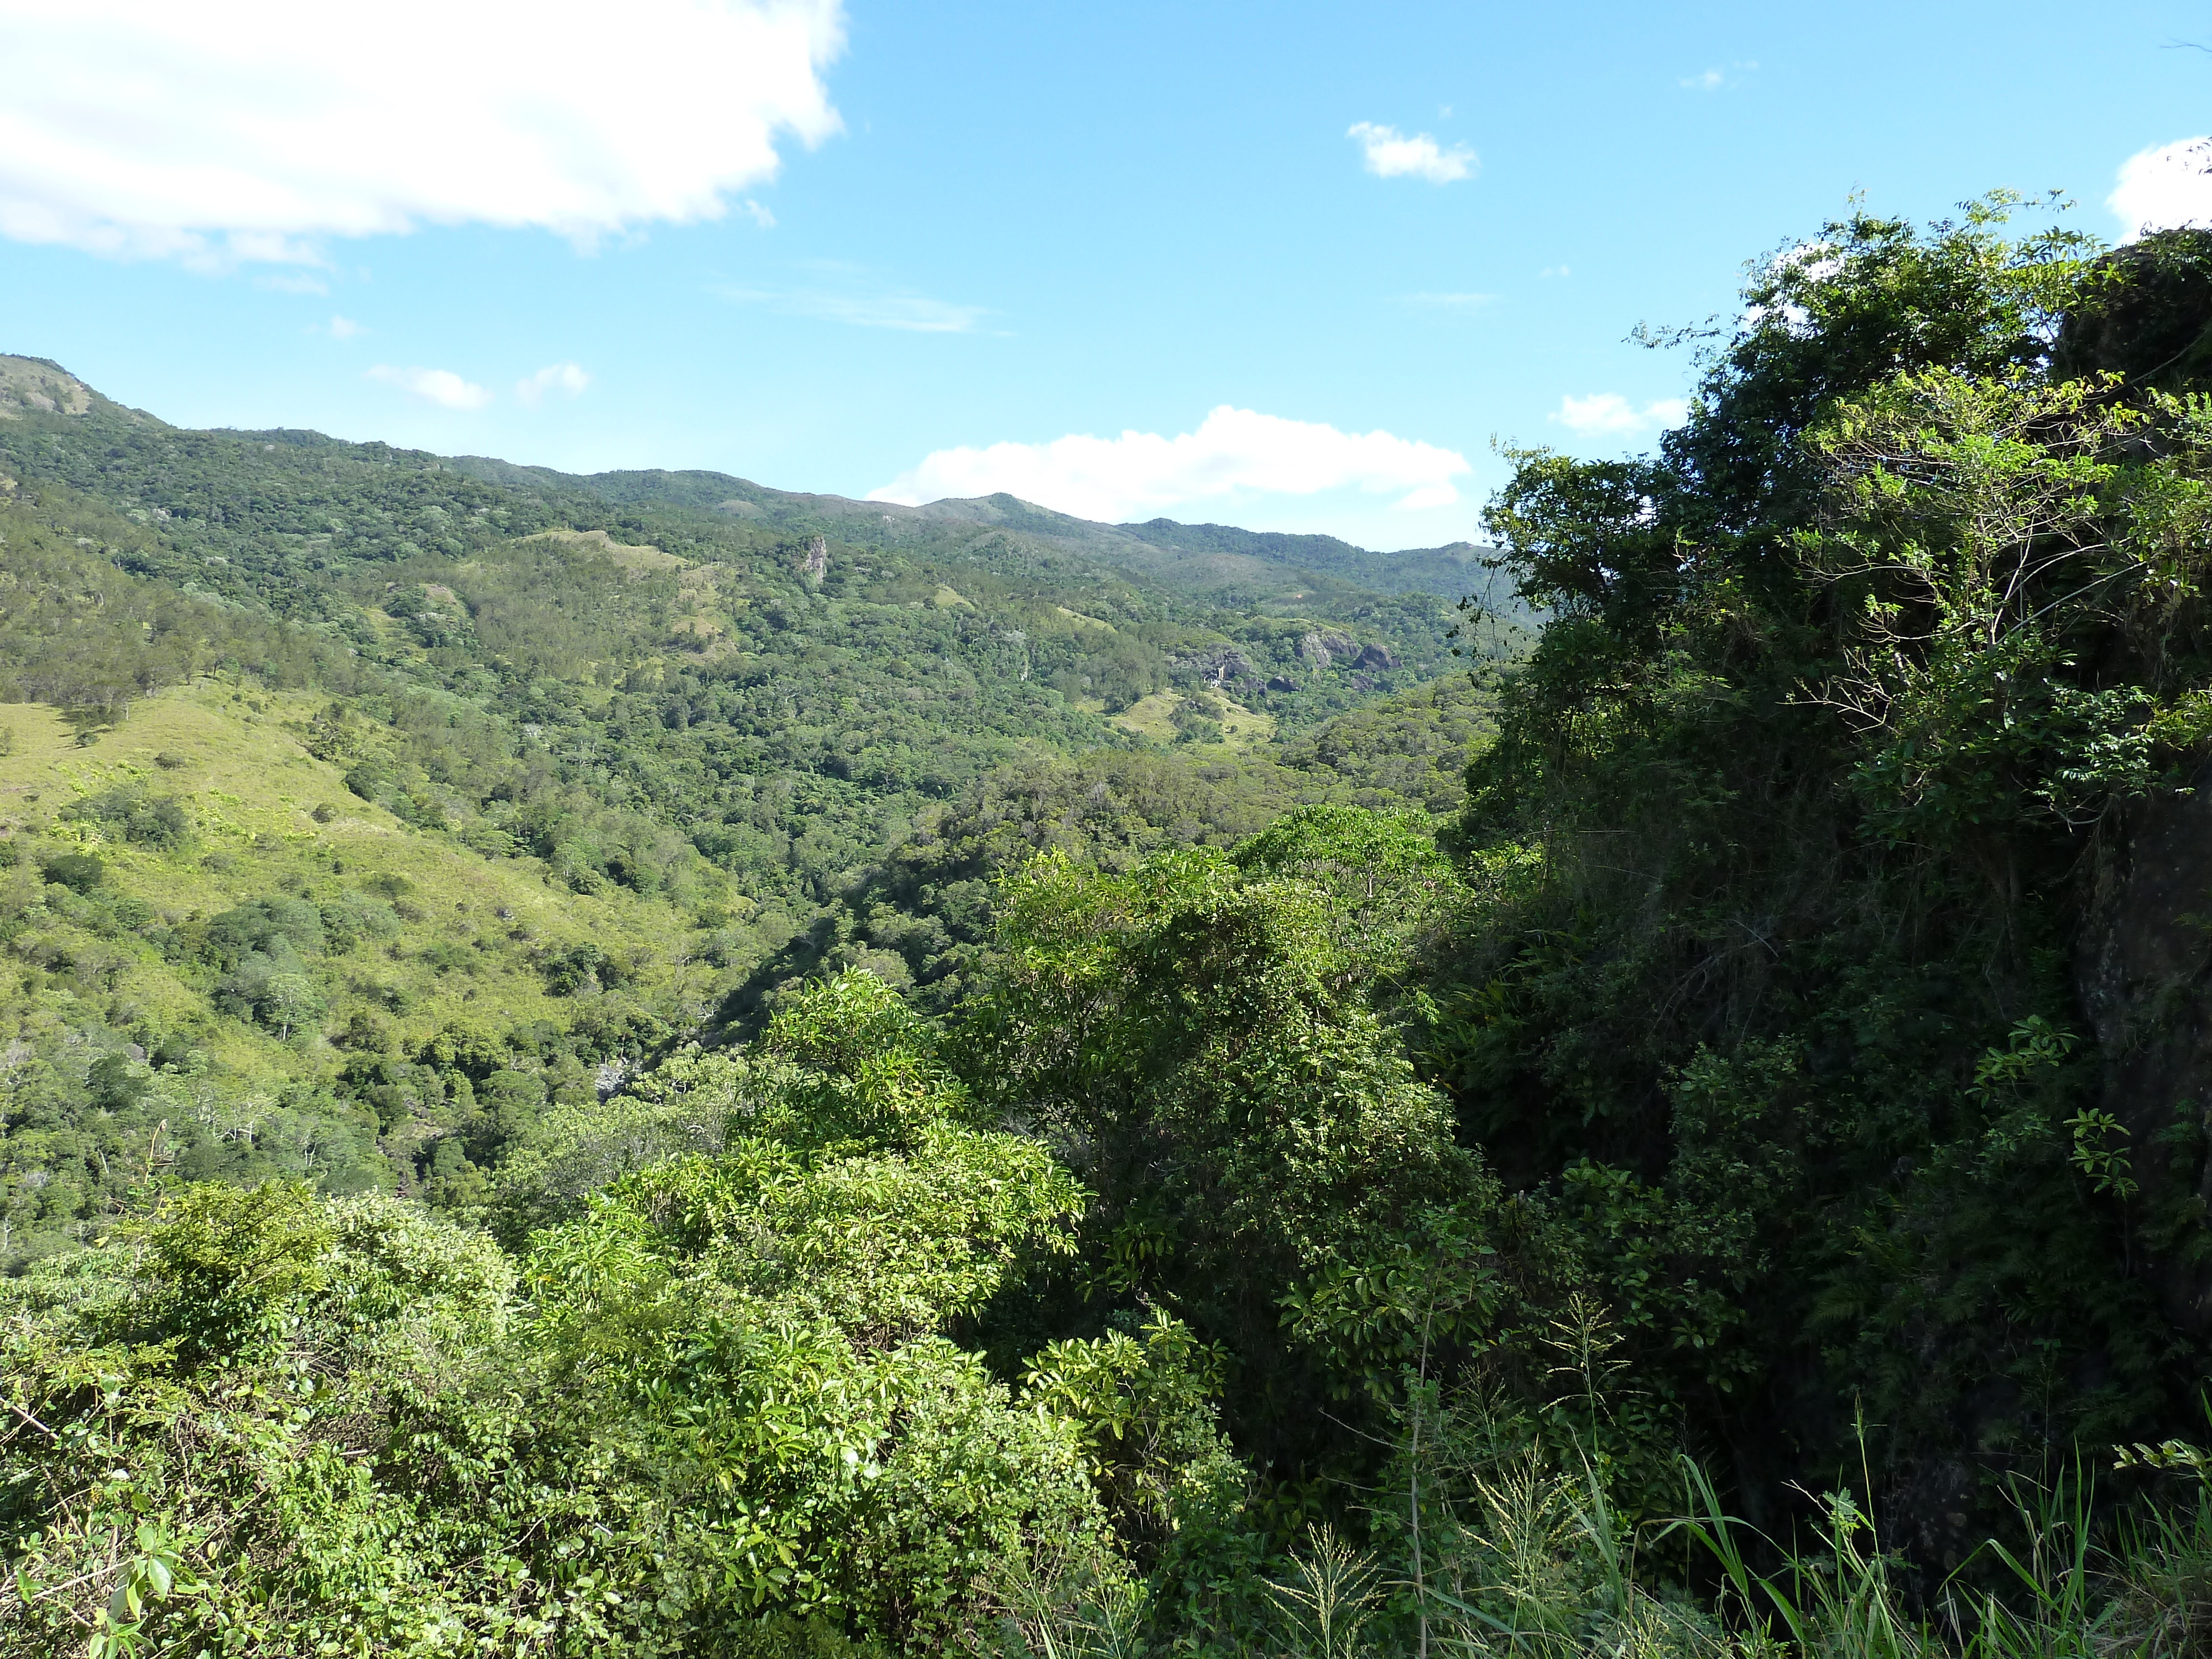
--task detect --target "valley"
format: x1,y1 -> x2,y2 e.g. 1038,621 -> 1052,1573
0,357 -> 1519,1263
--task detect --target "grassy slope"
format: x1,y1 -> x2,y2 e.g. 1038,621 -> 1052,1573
1,686 -> 707,1031
0,684 -> 722,1260
1108,688 -> 1276,749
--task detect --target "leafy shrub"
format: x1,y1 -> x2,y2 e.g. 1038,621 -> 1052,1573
39,850 -> 104,892
203,895 -> 325,964
62,785 -> 190,847
541,941 -> 629,995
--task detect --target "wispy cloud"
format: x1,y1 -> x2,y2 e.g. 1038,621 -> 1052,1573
869,405 -> 1470,521
1552,393 -> 1688,438
2111,137 -> 2212,242
1681,60 -> 1758,91
515,361 -> 591,406
1348,122 -> 1477,184
257,272 -> 329,295
366,364 -> 492,411
326,315 -> 365,340
717,278 -> 986,333
740,198 -> 776,228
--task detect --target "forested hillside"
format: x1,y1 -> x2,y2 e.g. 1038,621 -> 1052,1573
0,359 -> 1514,1271
9,202 -> 2212,1658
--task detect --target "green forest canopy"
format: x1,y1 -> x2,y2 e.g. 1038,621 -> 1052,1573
8,202 -> 2212,1656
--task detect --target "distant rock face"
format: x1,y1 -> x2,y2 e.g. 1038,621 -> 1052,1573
1298,628 -> 1358,667
1265,675 -> 1298,692
802,535 -> 829,584
1298,629 -> 1397,671
1176,644 -> 1258,687
0,356 -> 95,420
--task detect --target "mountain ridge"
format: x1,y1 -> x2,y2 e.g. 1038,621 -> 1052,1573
436,457 -> 1506,601
3,351 -> 1520,617
0,352 -> 1504,611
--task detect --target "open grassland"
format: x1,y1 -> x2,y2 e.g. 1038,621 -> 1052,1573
1111,688 -> 1275,750
1,685 -> 711,1052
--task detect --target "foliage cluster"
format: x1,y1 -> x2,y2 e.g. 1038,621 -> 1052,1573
1435,202 -> 2212,1561
12,203 -> 2212,1657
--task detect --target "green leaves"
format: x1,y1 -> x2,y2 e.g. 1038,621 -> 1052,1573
1800,368 -> 2188,834
1278,1206 -> 1500,1404
85,1520 -> 202,1659
1442,206 -> 2212,1551
956,836 -> 1509,1497
1234,804 -> 1462,991
753,970 -> 979,1151
1020,1314 -> 1234,1544
136,1178 -> 332,1314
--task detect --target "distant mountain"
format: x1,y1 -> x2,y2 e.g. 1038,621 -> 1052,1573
1112,518 -> 1486,595
0,350 -> 1527,933
0,353 -> 1513,616
441,460 -> 1518,614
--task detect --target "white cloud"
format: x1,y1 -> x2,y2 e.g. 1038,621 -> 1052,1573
1348,122 -> 1477,184
1681,60 -> 1757,91
868,405 -> 1471,522
1540,264 -> 1571,279
740,199 -> 777,229
2111,137 -> 2212,242
1552,393 -> 1688,438
0,0 -> 844,267
326,315 -> 364,340
366,365 -> 492,411
718,280 -> 985,333
515,361 -> 591,405
257,271 -> 328,294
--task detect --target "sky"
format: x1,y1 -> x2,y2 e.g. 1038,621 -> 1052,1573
4,0 -> 2212,551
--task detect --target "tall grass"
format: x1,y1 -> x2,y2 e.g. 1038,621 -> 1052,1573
1022,1448 -> 2212,1658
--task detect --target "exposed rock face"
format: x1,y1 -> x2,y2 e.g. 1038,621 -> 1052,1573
2075,764 -> 2212,1335
801,535 -> 829,584
1265,675 -> 1298,692
1299,628 -> 1357,667
1353,642 -> 1399,670
1176,645 -> 1258,687
2052,228 -> 2212,392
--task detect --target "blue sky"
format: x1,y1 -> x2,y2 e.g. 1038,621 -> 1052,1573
4,0 -> 2211,550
